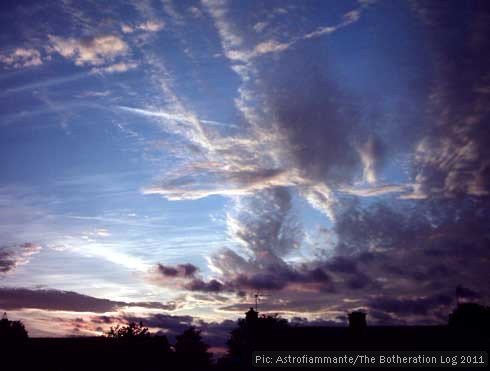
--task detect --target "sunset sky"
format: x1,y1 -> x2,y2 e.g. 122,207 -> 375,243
1,0 -> 489,345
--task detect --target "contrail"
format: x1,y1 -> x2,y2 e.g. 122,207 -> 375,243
117,105 -> 236,128
0,72 -> 88,97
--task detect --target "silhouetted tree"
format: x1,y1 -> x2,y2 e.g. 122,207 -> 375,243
0,312 -> 28,342
106,321 -> 150,340
225,308 -> 288,370
174,327 -> 212,370
448,302 -> 490,331
104,321 -> 172,370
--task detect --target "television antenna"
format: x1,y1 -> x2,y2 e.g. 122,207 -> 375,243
254,292 -> 268,312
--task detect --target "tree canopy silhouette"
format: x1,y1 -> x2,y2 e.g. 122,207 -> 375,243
106,321 -> 150,340
175,327 -> 213,370
448,302 -> 490,331
222,308 -> 289,370
0,312 -> 28,342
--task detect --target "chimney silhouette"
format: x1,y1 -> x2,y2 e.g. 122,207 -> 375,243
348,311 -> 367,329
245,307 -> 259,323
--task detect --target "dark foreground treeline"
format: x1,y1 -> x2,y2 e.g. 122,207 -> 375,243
1,303 -> 489,371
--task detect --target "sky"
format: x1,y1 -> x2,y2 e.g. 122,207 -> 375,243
0,0 -> 489,346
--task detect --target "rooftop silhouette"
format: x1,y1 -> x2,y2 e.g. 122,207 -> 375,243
0,303 -> 489,370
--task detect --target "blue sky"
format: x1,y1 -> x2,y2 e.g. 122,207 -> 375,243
1,0 -> 489,340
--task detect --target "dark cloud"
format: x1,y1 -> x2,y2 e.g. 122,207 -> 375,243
0,287 -> 175,312
184,278 -> 224,292
409,0 -> 490,198
157,263 -> 198,278
0,242 -> 41,274
262,59 -> 364,185
148,1 -> 490,326
455,285 -> 481,300
368,294 -> 453,316
290,316 -> 346,327
229,187 -> 300,262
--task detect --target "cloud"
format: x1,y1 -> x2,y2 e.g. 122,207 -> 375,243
0,48 -> 43,69
138,20 -> 165,32
189,6 -> 204,19
262,63 -> 362,186
207,3 -> 366,62
77,90 -> 111,97
0,243 -> 41,274
143,169 -> 301,200
201,0 -> 244,59
368,294 -> 453,316
91,62 -> 137,74
356,136 -> 385,184
84,0 -> 489,326
121,20 -> 165,33
303,7 -> 365,40
185,279 -> 224,292
162,0 -> 184,22
0,287 -> 176,312
151,262 -> 225,293
343,10 -> 361,24
121,24 -> 135,34
148,0 -> 490,315
253,40 -> 291,56
304,26 -> 337,39
157,194 -> 489,322
92,312 -> 236,347
340,184 -> 412,197
407,1 -> 490,199
253,21 -> 268,33
157,263 -> 198,278
455,285 -> 481,301
48,34 -> 129,66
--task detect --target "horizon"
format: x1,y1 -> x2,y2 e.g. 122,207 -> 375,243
1,0 -> 489,348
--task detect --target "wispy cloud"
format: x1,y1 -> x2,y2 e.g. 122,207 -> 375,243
0,72 -> 87,97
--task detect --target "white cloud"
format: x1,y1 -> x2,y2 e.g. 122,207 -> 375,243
253,21 -> 268,33
138,20 -> 165,32
189,6 -> 203,18
91,62 -> 138,74
162,0 -> 184,21
0,48 -> 43,69
357,137 -> 379,184
304,26 -> 337,39
78,90 -> 111,97
343,9 -> 361,24
143,169 -> 303,200
341,184 -> 412,197
48,34 -> 129,66
121,24 -> 135,34
202,0 -> 243,53
121,20 -> 165,34
274,7 -> 288,15
253,39 -> 291,56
